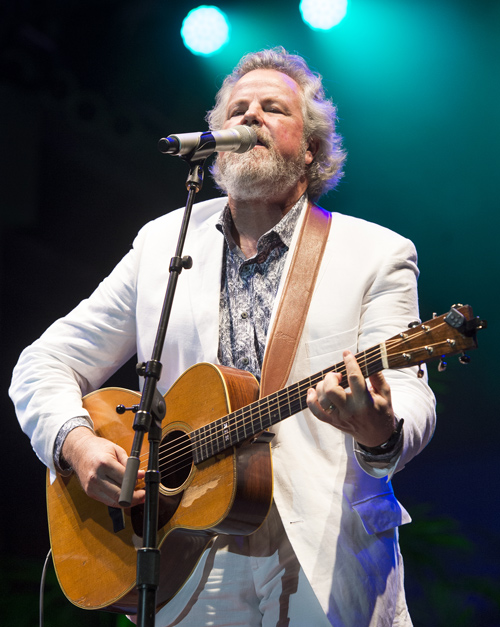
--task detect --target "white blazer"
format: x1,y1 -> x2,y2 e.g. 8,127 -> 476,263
10,197 -> 436,625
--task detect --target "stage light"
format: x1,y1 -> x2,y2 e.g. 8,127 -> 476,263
300,0 -> 348,30
181,6 -> 230,56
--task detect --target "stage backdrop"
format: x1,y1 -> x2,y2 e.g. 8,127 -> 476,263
1,1 -> 498,624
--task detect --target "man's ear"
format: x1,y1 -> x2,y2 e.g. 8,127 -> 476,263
305,137 -> 320,165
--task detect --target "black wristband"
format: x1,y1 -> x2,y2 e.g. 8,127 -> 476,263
358,418 -> 404,456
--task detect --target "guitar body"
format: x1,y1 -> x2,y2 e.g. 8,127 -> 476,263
46,363 -> 272,613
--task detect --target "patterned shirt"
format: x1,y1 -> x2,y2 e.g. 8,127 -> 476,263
216,195 -> 307,381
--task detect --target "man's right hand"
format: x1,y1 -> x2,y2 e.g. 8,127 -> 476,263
61,427 -> 146,508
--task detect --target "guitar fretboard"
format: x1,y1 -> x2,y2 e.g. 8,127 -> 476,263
190,344 -> 386,464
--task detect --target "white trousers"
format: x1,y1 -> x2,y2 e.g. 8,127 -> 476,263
153,503 -> 331,627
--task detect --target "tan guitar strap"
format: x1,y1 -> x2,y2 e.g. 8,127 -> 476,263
259,202 -> 332,398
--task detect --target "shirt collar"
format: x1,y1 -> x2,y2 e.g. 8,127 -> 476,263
216,194 -> 308,252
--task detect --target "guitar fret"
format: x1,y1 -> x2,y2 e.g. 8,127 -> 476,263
204,423 -> 211,458
194,426 -> 202,462
228,412 -> 237,446
268,392 -> 281,427
204,424 -> 210,461
191,429 -> 200,464
216,418 -> 224,454
221,417 -> 231,448
235,408 -> 247,442
295,380 -> 308,413
212,418 -> 220,456
251,405 -> 260,436
359,351 -> 368,378
364,347 -> 383,377
215,420 -> 221,454
285,386 -> 292,419
296,378 -> 311,412
243,408 -> 250,440
253,402 -> 263,434
262,397 -> 271,429
199,425 -> 208,461
210,418 -> 221,455
194,427 -> 205,465
260,395 -> 271,429
205,423 -> 212,458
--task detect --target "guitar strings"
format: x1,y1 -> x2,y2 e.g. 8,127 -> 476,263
152,342 -> 378,475
149,337 -> 435,481
151,336 -> 407,468
146,332 -> 441,481
133,324 -> 445,482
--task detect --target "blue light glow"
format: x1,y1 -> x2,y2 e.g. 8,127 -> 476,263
181,6 -> 230,56
300,0 -> 348,30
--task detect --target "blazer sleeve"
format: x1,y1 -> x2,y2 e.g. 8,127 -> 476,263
355,235 -> 436,476
9,235 -> 141,476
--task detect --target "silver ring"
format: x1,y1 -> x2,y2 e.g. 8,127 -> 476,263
328,404 -> 336,412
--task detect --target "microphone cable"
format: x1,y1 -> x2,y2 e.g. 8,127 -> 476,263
39,548 -> 52,627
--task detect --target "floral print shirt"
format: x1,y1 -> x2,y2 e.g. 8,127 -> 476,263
216,195 -> 306,381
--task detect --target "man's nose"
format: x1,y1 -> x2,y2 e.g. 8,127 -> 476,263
241,103 -> 263,127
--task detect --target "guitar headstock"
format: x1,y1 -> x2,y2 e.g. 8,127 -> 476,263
385,304 -> 487,372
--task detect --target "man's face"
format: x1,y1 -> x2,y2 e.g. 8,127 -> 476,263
223,68 -> 313,165
212,69 -> 314,201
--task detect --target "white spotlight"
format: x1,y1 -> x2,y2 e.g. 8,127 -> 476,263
300,0 -> 348,30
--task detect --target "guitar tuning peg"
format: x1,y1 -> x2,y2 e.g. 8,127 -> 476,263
438,358 -> 447,372
417,363 -> 424,378
408,321 -> 420,328
459,352 -> 471,365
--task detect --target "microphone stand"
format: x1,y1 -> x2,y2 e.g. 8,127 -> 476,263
119,152 -> 208,627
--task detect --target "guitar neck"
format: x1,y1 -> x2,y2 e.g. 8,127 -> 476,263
190,305 -> 487,465
191,344 -> 386,464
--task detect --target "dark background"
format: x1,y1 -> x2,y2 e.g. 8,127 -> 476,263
1,1 -> 499,625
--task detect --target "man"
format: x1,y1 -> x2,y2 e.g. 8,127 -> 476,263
10,48 -> 436,626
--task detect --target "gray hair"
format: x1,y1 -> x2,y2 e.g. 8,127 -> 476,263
206,47 -> 346,200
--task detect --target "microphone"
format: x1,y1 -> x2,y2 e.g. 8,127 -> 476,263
158,125 -> 257,159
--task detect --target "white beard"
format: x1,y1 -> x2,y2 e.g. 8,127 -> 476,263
210,132 -> 307,201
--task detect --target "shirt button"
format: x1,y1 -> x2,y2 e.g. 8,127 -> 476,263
241,311 -> 248,319
242,357 -> 249,365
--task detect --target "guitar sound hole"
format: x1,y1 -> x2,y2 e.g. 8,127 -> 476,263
160,430 -> 193,490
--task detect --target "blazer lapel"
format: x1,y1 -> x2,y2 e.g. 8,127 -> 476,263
186,211 -> 225,364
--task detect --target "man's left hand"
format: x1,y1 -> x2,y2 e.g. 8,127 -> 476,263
306,350 -> 397,448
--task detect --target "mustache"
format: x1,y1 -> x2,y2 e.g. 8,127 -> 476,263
253,128 -> 272,148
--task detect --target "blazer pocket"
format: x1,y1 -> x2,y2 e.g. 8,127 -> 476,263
351,491 -> 411,535
304,327 -> 358,372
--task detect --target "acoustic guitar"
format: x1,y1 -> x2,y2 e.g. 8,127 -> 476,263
46,304 -> 485,613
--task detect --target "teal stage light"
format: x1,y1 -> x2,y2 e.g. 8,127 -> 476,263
181,6 -> 230,56
300,0 -> 348,30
